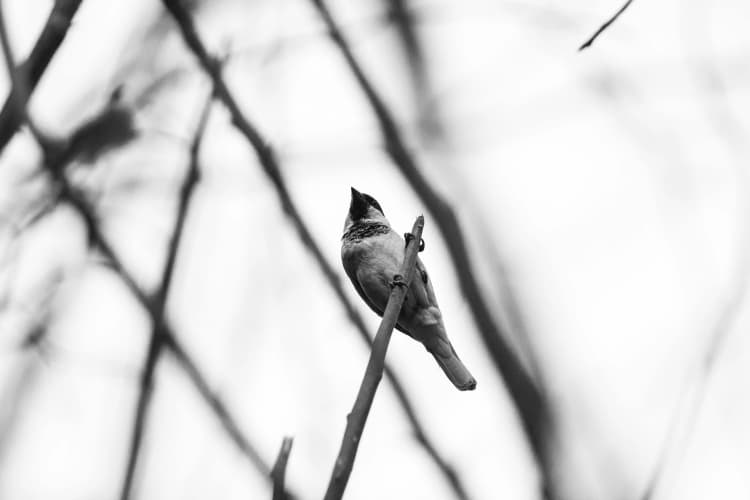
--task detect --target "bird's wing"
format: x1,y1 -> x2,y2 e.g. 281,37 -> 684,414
412,257 -> 440,309
342,251 -> 410,334
343,260 -> 383,317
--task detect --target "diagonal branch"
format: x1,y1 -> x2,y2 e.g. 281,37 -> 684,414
383,0 -> 428,111
49,131 -> 277,496
271,436 -> 294,500
160,3 -> 470,499
118,94 -> 212,500
310,0 -> 550,480
578,0 -> 635,51
163,332 -> 275,475
0,12 -> 278,491
0,0 -> 56,148
0,0 -> 83,154
324,216 -> 424,500
384,0 -> 423,78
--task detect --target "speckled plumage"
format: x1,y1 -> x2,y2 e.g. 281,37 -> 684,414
341,221 -> 391,243
341,188 -> 476,391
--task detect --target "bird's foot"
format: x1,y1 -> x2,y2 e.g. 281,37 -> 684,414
403,233 -> 425,252
390,274 -> 408,289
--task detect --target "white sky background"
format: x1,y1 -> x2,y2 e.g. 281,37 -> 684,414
0,0 -> 749,499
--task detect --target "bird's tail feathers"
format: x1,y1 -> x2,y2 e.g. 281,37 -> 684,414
425,337 -> 477,391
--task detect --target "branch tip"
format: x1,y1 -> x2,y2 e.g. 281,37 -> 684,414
578,0 -> 635,51
271,436 -> 294,500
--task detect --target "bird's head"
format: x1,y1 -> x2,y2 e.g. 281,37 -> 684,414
344,187 -> 388,231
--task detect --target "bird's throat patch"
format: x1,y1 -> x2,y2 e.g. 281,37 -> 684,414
342,222 -> 391,242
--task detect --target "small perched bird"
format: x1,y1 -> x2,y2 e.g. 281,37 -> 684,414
341,188 -> 477,391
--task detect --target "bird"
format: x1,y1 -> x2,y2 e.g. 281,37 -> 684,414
341,187 -> 477,391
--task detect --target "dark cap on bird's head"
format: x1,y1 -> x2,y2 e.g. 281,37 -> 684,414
349,187 -> 384,220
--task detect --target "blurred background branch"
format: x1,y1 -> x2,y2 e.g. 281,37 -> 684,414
119,92 -> 212,500
0,0 -> 82,154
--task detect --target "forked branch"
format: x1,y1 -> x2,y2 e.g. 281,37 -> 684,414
271,436 -> 294,500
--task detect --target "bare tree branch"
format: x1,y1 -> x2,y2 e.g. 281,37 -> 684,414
39,127 -> 278,497
0,0 -> 56,148
381,0 -> 445,146
309,1 -> 552,491
118,93 -> 212,500
163,335 -> 275,476
384,0 -> 423,78
0,0 -> 83,153
383,0 -> 427,111
0,2 -> 134,169
271,436 -> 294,500
578,0 -> 634,51
0,8 -> 280,493
324,216 -> 424,500
160,3 -> 470,498
61,163 -> 280,496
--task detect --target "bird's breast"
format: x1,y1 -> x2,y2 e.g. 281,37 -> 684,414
345,232 -> 403,270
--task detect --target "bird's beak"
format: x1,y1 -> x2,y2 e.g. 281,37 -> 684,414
349,187 -> 368,219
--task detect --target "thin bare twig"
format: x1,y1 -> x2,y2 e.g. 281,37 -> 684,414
160,3 -> 469,498
271,436 -> 294,500
578,0 -> 635,51
324,216 -> 424,500
0,0 -> 83,153
310,0 -> 551,487
118,94 -> 212,500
